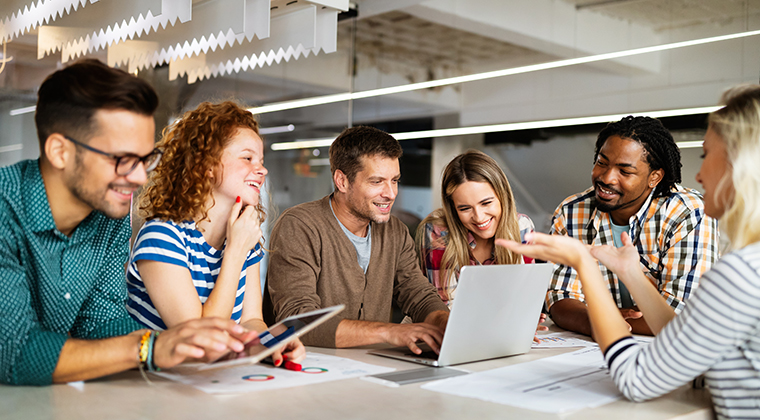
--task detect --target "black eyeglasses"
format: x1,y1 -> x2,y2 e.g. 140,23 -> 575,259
64,136 -> 162,176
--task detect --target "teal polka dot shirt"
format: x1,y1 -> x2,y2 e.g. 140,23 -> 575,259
0,160 -> 142,385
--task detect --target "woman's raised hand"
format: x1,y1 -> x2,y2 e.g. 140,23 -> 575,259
495,232 -> 592,269
589,232 -> 641,282
227,196 -> 262,253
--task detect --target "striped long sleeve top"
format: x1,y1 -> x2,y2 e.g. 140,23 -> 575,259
604,243 -> 760,419
126,219 -> 264,330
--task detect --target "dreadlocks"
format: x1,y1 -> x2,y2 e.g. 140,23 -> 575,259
595,116 -> 682,198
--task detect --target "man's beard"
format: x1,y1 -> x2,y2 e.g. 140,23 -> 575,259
66,153 -> 134,220
346,192 -> 392,225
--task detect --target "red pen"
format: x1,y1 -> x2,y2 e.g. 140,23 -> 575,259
261,357 -> 302,372
282,360 -> 303,371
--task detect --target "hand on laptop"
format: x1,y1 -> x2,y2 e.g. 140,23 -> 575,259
381,322 -> 444,355
424,310 -> 449,333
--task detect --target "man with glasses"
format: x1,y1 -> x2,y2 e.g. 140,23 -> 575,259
0,59 -> 253,386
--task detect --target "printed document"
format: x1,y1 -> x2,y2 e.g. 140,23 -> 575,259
532,331 -> 598,349
422,347 -> 622,414
154,352 -> 394,394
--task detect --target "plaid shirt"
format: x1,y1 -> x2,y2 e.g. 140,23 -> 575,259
547,185 -> 719,313
419,214 -> 535,307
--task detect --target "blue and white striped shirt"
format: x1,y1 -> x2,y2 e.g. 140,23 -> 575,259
604,242 -> 760,420
126,219 -> 264,330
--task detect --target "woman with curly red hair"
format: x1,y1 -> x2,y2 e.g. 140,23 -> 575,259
126,101 -> 303,365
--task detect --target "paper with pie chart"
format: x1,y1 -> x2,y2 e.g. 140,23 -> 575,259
531,331 -> 598,349
153,352 -> 395,394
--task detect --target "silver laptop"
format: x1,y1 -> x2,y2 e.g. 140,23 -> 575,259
370,263 -> 553,366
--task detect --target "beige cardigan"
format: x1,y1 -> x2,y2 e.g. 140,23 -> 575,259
264,195 -> 448,347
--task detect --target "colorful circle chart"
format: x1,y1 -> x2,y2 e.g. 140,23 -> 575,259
242,374 -> 275,381
300,367 -> 328,374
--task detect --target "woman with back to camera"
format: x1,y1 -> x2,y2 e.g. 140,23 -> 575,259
416,150 -> 537,307
499,85 -> 760,419
127,101 -> 304,365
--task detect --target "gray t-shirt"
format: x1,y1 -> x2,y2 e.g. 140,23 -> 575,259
330,198 -> 371,273
611,221 -> 635,308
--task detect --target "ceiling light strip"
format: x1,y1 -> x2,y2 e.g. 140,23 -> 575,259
9,105 -> 36,116
0,144 -> 23,154
251,29 -> 760,115
674,140 -> 704,149
259,124 -> 296,134
270,105 -> 720,151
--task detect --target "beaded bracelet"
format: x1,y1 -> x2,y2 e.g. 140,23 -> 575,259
138,330 -> 151,366
146,331 -> 160,372
138,330 -> 154,384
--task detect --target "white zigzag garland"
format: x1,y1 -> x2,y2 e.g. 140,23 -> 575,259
169,8 -> 338,83
37,0 -> 191,60
106,0 -> 272,71
0,0 -> 93,43
178,45 -> 322,84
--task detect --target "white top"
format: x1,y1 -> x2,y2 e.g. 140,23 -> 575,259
605,242 -> 760,420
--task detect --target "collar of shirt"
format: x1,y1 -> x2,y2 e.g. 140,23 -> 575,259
466,231 -> 495,265
24,159 -> 101,242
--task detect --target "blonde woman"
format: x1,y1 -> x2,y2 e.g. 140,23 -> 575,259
416,150 -> 535,307
499,85 -> 760,419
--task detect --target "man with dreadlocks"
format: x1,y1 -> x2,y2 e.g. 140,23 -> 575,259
546,116 -> 719,336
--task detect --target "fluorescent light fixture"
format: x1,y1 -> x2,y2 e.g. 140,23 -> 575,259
0,144 -> 23,154
9,106 -> 36,116
272,138 -> 335,150
270,106 -> 720,151
259,124 -> 296,135
250,29 -> 760,115
675,140 -> 704,149
308,158 -> 331,166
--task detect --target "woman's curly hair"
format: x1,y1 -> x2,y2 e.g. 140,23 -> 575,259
139,101 -> 262,226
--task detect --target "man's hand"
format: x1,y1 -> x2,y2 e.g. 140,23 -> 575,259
533,313 -> 549,343
423,310 -> 449,332
380,323 -> 444,355
152,318 -> 257,369
619,307 -> 643,331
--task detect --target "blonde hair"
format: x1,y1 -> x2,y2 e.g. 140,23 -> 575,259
708,84 -> 760,249
416,150 -> 521,300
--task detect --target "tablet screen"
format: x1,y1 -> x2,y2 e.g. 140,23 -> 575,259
194,305 -> 344,371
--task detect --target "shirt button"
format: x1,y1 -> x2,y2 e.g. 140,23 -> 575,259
64,293 -> 71,300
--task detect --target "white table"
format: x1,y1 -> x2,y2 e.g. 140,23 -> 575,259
0,332 -> 714,420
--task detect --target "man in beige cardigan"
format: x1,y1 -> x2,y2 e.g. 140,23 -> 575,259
265,126 -> 449,355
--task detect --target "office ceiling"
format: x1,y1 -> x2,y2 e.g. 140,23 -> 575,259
0,0 -> 754,108
563,0 -> 760,31
339,10 -> 542,83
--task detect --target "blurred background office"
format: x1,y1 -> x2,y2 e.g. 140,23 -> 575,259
1,0 -> 758,236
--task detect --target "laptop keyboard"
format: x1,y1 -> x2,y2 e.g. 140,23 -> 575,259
414,350 -> 439,360
403,344 -> 439,360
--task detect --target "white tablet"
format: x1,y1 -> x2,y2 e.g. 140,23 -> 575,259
190,305 -> 344,371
